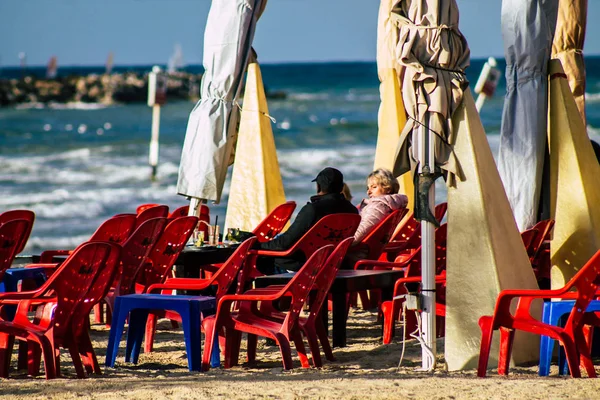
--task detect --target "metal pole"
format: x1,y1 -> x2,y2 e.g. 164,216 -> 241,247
420,116 -> 436,371
475,93 -> 487,112
149,104 -> 161,180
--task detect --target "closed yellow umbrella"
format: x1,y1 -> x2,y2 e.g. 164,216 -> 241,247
374,0 -> 413,211
446,90 -> 540,371
224,62 -> 286,233
548,59 -> 600,288
551,0 -> 587,124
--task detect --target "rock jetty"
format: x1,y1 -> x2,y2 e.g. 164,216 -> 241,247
0,71 -> 285,107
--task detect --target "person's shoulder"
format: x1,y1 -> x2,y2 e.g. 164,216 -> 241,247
342,199 -> 359,214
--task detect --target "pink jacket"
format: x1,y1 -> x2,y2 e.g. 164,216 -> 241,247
353,193 -> 408,244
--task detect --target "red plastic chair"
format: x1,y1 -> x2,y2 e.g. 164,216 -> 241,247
529,219 -> 555,286
383,202 -> 447,261
39,214 -> 136,263
143,237 -> 257,353
249,237 -> 355,367
381,272 -> 447,344
28,241 -> 124,377
135,205 -> 169,230
377,224 -> 448,343
477,249 -> 600,378
0,219 -> 31,285
136,203 -> 160,214
134,216 -> 199,294
99,217 -> 167,326
201,245 -> 334,371
349,209 -> 406,309
0,241 -> 121,379
0,210 -> 35,255
520,228 -> 539,255
238,213 -> 361,291
195,203 -> 294,278
168,205 -> 189,220
252,201 -> 297,243
168,204 -> 211,237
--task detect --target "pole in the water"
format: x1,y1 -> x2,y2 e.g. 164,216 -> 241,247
474,57 -> 501,112
147,65 -> 167,181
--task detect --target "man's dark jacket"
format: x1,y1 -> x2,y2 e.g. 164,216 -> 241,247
258,192 -> 359,272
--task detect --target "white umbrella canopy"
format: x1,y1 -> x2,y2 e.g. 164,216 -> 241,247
390,0 -> 470,370
497,0 -> 558,231
177,0 -> 266,204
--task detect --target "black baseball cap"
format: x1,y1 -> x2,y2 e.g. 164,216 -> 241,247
312,167 -> 344,193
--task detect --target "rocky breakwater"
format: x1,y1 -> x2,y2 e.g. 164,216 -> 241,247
0,71 -> 202,107
0,71 -> 287,107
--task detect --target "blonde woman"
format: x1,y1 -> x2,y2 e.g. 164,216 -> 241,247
353,168 -> 408,244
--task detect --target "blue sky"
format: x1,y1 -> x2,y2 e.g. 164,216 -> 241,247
1,0 -> 599,66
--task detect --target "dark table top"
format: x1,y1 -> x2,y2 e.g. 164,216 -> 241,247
175,244 -> 239,278
254,269 -> 406,292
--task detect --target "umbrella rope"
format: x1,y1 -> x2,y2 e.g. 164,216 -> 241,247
234,101 -> 277,123
420,62 -> 466,75
408,116 -> 451,147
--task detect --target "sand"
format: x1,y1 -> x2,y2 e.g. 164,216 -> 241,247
1,308 -> 599,400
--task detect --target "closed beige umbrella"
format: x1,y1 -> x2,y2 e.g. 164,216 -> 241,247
224,61 -> 286,233
551,0 -> 587,124
374,0 -> 414,213
391,0 -> 469,370
548,60 -> 600,288
392,0 -> 470,187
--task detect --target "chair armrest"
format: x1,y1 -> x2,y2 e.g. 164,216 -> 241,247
243,286 -> 288,295
354,259 -> 405,270
147,278 -> 212,293
24,263 -> 59,270
219,290 -> 289,304
39,250 -> 71,263
0,290 -> 54,301
252,248 -> 295,258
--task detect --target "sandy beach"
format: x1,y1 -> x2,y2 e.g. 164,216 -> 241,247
1,308 -> 599,400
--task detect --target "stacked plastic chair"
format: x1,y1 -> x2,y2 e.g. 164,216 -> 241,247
252,201 -> 296,242
39,214 -> 136,263
142,237 -> 257,354
97,217 -> 168,326
0,241 -> 121,379
201,245 -> 334,371
248,237 -> 355,367
477,249 -> 600,378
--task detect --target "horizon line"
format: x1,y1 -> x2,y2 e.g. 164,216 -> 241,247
3,53 -> 600,69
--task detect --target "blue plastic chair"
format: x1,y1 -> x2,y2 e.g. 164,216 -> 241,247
105,294 -> 219,372
539,299 -> 600,376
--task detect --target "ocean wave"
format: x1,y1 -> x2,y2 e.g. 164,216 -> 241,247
13,102 -> 109,110
585,92 -> 600,103
288,93 -> 331,101
25,234 -> 90,253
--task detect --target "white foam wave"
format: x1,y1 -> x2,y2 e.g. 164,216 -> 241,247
25,234 -> 90,252
49,102 -> 109,110
288,93 -> 330,101
13,102 -> 109,111
587,125 -> 600,141
585,92 -> 600,103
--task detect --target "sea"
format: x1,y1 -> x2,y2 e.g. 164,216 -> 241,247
2,57 -> 600,253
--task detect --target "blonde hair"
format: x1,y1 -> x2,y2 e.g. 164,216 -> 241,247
341,182 -> 353,201
367,168 -> 399,194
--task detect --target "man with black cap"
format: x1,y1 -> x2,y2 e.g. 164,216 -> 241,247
256,167 -> 358,274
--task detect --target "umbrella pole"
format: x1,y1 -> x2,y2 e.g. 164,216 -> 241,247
418,118 -> 437,371
188,197 -> 206,217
